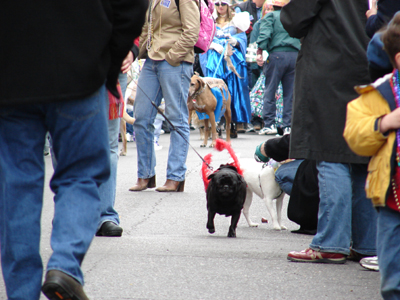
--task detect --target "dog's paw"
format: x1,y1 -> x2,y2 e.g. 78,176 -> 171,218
280,225 -> 287,230
120,151 -> 127,156
209,144 -> 215,148
227,231 -> 236,238
208,228 -> 215,234
200,144 -> 207,148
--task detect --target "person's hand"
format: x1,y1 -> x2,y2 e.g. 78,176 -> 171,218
227,36 -> 237,46
210,42 -> 224,54
256,54 -> 264,67
121,51 -> 134,73
366,0 -> 377,19
380,107 -> 400,133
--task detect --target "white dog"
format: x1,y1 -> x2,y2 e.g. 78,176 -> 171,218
240,158 -> 287,231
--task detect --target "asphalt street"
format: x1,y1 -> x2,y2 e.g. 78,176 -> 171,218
0,129 -> 381,300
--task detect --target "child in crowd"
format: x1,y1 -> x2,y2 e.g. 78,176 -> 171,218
344,12 -> 400,299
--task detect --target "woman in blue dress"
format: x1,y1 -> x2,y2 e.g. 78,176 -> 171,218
200,0 -> 251,137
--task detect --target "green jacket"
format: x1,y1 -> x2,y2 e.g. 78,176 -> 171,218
249,19 -> 262,71
256,10 -> 300,53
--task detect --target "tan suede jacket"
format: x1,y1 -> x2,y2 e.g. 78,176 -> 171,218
344,75 -> 395,207
138,0 -> 200,66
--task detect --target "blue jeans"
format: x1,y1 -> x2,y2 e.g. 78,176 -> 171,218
119,72 -> 128,97
0,86 -> 110,299
96,72 -> 128,229
154,117 -> 163,143
97,118 -> 120,229
275,159 -> 303,195
377,207 -> 400,299
262,51 -> 297,128
133,59 -> 192,181
310,162 -> 377,255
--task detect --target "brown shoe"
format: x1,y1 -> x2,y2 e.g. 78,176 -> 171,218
129,175 -> 156,191
155,179 -> 185,192
42,270 -> 89,300
237,123 -> 246,133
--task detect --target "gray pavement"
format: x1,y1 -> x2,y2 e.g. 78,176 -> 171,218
0,129 -> 381,300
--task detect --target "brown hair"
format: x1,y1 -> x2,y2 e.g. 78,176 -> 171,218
381,12 -> 400,67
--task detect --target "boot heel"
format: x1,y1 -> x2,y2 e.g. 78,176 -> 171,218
177,180 -> 185,192
148,175 -> 156,188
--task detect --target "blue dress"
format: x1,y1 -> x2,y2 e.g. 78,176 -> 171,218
199,23 -> 251,124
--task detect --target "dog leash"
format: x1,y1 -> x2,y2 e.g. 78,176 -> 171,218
135,82 -> 213,171
213,43 -> 228,78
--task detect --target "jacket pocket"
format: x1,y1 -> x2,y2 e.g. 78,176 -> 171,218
365,156 -> 381,202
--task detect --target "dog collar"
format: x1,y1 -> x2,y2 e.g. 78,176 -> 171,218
190,84 -> 206,100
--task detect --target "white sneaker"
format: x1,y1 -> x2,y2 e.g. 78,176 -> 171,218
154,142 -> 163,151
245,124 -> 255,133
258,125 -> 277,135
360,256 -> 379,271
126,133 -> 133,142
283,127 -> 291,135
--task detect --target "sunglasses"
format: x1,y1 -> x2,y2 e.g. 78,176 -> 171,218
215,3 -> 227,6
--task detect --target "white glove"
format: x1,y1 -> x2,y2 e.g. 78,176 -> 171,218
210,42 -> 224,54
228,37 -> 237,46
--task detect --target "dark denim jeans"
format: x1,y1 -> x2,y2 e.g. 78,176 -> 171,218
262,51 -> 297,128
0,85 -> 110,299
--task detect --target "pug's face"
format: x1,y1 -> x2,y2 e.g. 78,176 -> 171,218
208,166 -> 242,199
214,173 -> 236,197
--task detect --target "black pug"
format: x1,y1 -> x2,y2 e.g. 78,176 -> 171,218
206,164 -> 247,237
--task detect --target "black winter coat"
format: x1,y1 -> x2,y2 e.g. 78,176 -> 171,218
0,0 -> 147,106
281,0 -> 370,164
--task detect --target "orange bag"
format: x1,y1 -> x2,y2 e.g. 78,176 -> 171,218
108,82 -> 124,120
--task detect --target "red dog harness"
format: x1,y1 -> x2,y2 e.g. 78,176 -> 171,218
201,139 -> 243,191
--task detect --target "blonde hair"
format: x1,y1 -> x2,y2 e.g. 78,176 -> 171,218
262,3 -> 274,17
217,5 -> 234,22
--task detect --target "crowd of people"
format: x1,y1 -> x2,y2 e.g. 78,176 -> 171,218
1,0 -> 400,299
